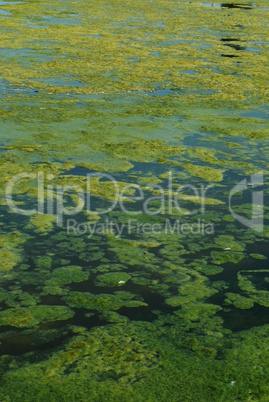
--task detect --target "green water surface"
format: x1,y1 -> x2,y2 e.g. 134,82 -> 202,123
0,0 -> 269,400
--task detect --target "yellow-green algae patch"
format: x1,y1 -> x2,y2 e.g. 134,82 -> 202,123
182,164 -> 224,182
0,305 -> 74,328
28,213 -> 57,234
0,0 -> 267,107
225,293 -> 254,310
0,231 -> 29,272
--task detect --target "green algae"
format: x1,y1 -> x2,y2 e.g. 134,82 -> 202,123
100,310 -> 129,324
35,256 -> 52,269
237,270 -> 269,308
0,308 -> 37,328
114,291 -> 136,300
95,272 -> 132,287
198,264 -> 223,276
0,0 -> 267,108
182,164 -> 224,182
165,275 -> 218,308
210,250 -> 245,265
93,263 -> 126,274
175,302 -> 222,322
29,213 -> 57,234
45,265 -> 89,286
30,305 -> 74,324
214,235 -> 245,252
0,0 -> 268,400
79,251 -> 104,262
107,235 -> 160,268
249,253 -> 267,260
0,322 -> 160,400
125,300 -> 148,308
0,305 -> 74,328
0,289 -> 38,309
225,293 -> 254,310
0,231 -> 28,272
0,249 -> 21,272
42,285 -> 68,296
63,292 -> 125,311
3,311 -> 269,402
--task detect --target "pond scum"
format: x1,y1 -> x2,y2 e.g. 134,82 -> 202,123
0,0 -> 269,400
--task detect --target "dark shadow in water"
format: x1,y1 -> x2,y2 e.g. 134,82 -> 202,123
208,240 -> 269,332
221,3 -> 253,10
0,312 -> 107,356
221,54 -> 240,58
0,330 -> 70,356
0,277 -> 174,356
224,43 -> 245,51
220,38 -> 245,51
70,275 -> 175,322
221,304 -> 269,332
221,38 -> 240,42
117,290 -> 173,322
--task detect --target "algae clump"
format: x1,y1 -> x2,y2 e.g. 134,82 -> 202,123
182,164 -> 224,182
63,291 -> 125,311
46,265 -> 89,286
0,305 -> 74,328
225,293 -> 254,310
29,213 -> 57,234
95,272 -> 131,287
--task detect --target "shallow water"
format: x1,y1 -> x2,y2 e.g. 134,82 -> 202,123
0,0 -> 269,400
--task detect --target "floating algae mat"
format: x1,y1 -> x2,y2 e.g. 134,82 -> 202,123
0,0 -> 269,400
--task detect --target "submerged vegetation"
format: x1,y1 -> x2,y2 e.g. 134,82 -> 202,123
0,0 -> 268,400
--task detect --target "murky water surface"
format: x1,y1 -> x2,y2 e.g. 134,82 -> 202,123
0,0 -> 268,400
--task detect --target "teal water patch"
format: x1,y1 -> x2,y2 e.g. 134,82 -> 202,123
41,16 -> 81,26
0,8 -> 11,15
